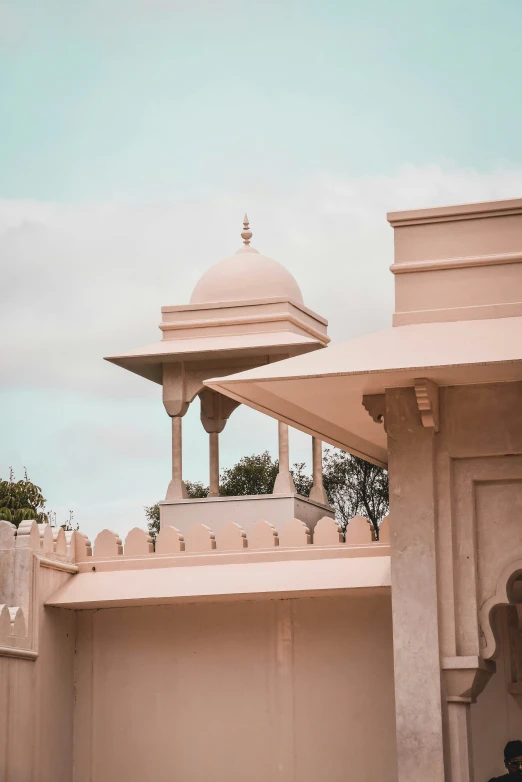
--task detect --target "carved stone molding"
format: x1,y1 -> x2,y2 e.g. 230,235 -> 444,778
162,363 -> 203,418
414,378 -> 439,432
362,394 -> 386,428
442,656 -> 495,704
199,388 -> 240,434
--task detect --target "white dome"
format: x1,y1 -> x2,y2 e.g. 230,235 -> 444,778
190,245 -> 304,306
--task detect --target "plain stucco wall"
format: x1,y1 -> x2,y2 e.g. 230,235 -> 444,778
73,593 -> 397,782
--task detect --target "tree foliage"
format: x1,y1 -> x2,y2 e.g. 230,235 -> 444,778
219,452 -> 278,496
0,468 -> 48,527
289,462 -> 313,497
145,449 -> 388,541
321,449 -> 389,538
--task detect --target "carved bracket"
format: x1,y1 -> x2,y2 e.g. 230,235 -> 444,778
162,363 -> 203,417
199,388 -> 240,434
362,394 -> 386,429
414,378 -> 439,432
162,361 -> 258,419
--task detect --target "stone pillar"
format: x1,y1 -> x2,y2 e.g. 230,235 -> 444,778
166,416 -> 188,500
273,421 -> 296,494
443,656 -> 495,782
386,387 -> 445,782
447,701 -> 473,782
309,437 -> 328,504
209,432 -> 219,498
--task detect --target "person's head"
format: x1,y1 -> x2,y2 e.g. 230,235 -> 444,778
505,741 -> 522,775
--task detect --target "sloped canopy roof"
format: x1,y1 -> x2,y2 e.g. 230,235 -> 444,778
205,316 -> 522,467
105,330 -> 323,384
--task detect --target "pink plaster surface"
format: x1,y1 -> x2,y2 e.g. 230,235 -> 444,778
47,553 -> 391,609
190,244 -> 305,304
73,596 -> 397,782
206,316 -> 521,466
207,315 -> 522,385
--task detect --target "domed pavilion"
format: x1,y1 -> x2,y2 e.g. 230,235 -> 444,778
105,216 -> 334,535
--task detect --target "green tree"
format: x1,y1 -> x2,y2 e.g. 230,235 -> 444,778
219,452 -> 312,497
145,449 -> 389,542
219,451 -> 278,496
322,449 -> 389,539
289,462 -> 313,497
0,468 -> 48,527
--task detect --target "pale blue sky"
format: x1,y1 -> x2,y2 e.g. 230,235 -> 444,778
1,0 -> 522,536
2,0 -> 522,199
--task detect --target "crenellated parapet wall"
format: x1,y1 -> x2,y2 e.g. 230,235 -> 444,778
0,602 -> 27,654
0,513 -> 391,630
80,514 -> 389,561
0,519 -> 80,779
0,519 -> 79,661
45,515 -> 391,611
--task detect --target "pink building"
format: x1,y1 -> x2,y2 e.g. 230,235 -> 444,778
1,199 -> 521,782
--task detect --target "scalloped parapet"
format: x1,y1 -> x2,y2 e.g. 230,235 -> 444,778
16,519 -> 40,550
52,527 -> 67,557
39,524 -> 54,555
378,516 -> 390,544
218,522 -> 248,551
249,520 -> 279,550
155,525 -> 185,554
93,530 -> 123,558
68,530 -> 92,561
313,516 -> 344,545
185,524 -> 216,553
58,514 -> 387,566
0,604 -> 12,637
279,518 -> 311,548
124,528 -> 154,556
0,604 -> 26,641
8,606 -> 26,638
345,515 -> 373,545
0,520 -> 16,549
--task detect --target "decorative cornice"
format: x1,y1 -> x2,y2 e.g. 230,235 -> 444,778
38,557 -> 79,574
414,378 -> 439,432
159,312 -> 330,345
393,299 -> 522,326
161,297 -> 329,326
390,250 -> 522,275
387,197 -> 522,227
0,645 -> 38,661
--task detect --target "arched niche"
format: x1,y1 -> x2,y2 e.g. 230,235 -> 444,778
480,559 -> 522,661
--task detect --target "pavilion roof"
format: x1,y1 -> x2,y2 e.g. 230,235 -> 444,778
205,315 -> 522,467
105,330 -> 323,384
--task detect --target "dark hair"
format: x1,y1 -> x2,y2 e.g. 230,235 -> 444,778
505,741 -> 522,762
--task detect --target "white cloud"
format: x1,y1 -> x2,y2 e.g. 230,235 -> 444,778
3,163 -> 521,395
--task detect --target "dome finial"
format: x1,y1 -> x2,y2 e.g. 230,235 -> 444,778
241,213 -> 253,246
